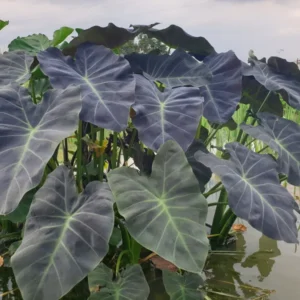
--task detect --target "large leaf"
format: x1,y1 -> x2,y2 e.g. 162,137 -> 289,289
0,85 -> 81,214
162,270 -> 204,300
267,56 -> 300,79
241,113 -> 300,186
88,264 -> 149,299
198,51 -> 242,124
241,76 -> 283,117
0,188 -> 37,223
243,58 -> 300,109
125,49 -> 212,88
132,75 -> 204,151
0,51 -> 33,85
63,23 -> 138,56
52,26 -> 73,47
195,142 -> 298,243
136,24 -> 215,57
8,34 -> 51,55
11,166 -> 114,300
0,20 -> 9,31
38,44 -> 135,131
108,140 -> 209,273
185,139 -> 212,192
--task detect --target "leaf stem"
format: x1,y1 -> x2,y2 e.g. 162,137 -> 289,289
236,110 -> 250,143
76,120 -> 83,192
115,250 -> 131,276
111,132 -> 118,169
195,117 -> 202,139
98,128 -> 105,181
205,126 -> 221,146
211,188 -> 228,235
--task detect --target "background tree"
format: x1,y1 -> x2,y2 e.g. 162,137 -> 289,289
119,34 -> 168,55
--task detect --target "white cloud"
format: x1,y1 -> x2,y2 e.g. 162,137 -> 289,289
1,0 -> 300,61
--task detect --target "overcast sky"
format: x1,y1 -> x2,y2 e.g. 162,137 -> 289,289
1,0 -> 300,62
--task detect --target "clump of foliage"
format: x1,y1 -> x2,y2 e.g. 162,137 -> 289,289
0,22 -> 299,300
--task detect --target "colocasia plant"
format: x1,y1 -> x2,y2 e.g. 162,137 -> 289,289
0,22 -> 299,300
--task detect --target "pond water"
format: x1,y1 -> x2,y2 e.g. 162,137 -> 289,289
1,186 -> 300,299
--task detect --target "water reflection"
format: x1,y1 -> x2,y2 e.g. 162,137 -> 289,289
0,233 -> 296,299
242,235 -> 281,281
205,234 -> 279,299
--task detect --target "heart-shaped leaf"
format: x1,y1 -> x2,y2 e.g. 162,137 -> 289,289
38,44 -> 135,132
137,24 -> 215,57
88,264 -> 149,299
0,85 -> 81,214
63,23 -> 138,56
267,56 -> 300,78
163,270 -> 205,300
195,142 -> 298,243
133,75 -> 204,151
52,26 -> 73,47
241,112 -> 300,186
0,51 -> 33,85
8,34 -> 51,55
11,166 -> 114,300
241,76 -> 283,117
198,51 -> 242,124
0,188 -> 37,223
125,49 -> 212,88
108,140 -> 209,273
243,58 -> 300,109
185,139 -> 212,192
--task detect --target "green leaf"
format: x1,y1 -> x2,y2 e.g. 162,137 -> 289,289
185,140 -> 212,192
163,270 -> 205,300
88,264 -> 149,299
195,142 -> 298,243
0,188 -> 37,223
29,78 -> 51,102
52,26 -> 73,47
241,76 -> 283,117
8,34 -> 51,55
11,166 -> 115,300
9,240 -> 21,256
108,140 -> 209,273
63,23 -> 138,56
241,112 -> 300,186
0,20 -> 9,31
0,84 -> 81,215
109,227 -> 122,246
0,51 -> 33,85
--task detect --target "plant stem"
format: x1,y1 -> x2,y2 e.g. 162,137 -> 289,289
240,118 -> 257,145
111,132 -> 118,169
203,181 -> 222,198
208,202 -> 228,207
210,188 -> 228,235
257,91 -> 272,113
257,145 -> 269,153
205,126 -> 221,146
115,218 -> 131,251
204,185 -> 224,198
98,128 -> 105,181
195,117 -> 202,139
115,250 -> 131,276
218,209 -> 237,245
236,110 -> 250,143
76,120 -> 83,192
30,78 -> 37,104
91,125 -> 97,169
63,138 -> 69,163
